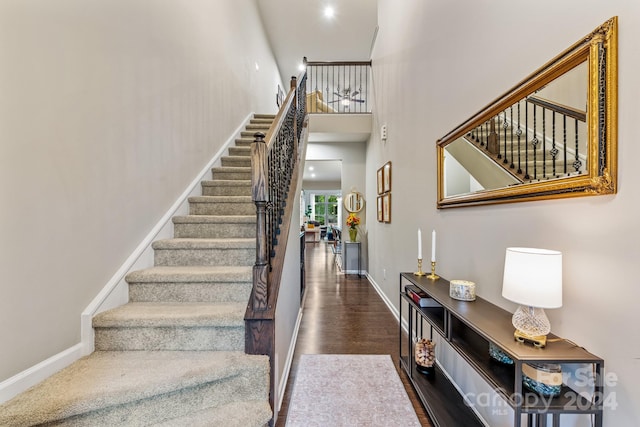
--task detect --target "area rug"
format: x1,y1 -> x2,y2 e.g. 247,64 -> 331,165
285,354 -> 421,426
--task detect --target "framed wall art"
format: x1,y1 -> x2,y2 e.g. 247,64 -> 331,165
377,196 -> 384,222
383,161 -> 392,193
382,193 -> 391,223
377,167 -> 384,195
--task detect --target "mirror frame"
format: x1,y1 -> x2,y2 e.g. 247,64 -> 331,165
344,191 -> 365,213
437,17 -> 617,208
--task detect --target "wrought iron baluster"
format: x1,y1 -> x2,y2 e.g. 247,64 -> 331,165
542,106 -> 547,179
510,106 -> 514,168
573,119 -> 581,172
517,101 -> 522,174
530,104 -> 538,180
524,102 -> 530,180
551,112 -> 558,177
563,115 -> 568,174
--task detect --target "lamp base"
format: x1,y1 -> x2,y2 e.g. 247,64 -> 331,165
514,330 -> 547,348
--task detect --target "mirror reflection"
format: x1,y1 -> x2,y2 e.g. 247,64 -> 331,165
344,192 -> 365,212
437,17 -> 617,208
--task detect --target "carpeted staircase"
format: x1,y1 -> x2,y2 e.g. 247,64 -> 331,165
0,114 -> 276,426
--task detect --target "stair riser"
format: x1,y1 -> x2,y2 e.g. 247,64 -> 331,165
174,223 -> 256,238
245,124 -> 271,131
42,366 -> 268,426
154,248 -> 255,266
228,147 -> 251,157
189,202 -> 255,216
128,282 -> 251,303
234,139 -> 253,147
202,184 -> 251,197
95,326 -> 244,351
221,157 -> 251,167
211,169 -> 251,180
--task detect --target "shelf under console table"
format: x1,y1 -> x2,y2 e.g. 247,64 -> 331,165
399,273 -> 604,427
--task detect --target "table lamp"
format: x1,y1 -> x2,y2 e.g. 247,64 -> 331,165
502,247 -> 562,348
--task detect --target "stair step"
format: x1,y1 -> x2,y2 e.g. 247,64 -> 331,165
250,117 -> 274,125
201,180 -> 251,196
154,400 -> 272,427
152,238 -> 255,266
229,146 -> 251,157
241,131 -> 263,138
188,196 -> 254,215
221,155 -> 251,167
245,123 -> 271,131
173,215 -> 256,238
211,166 -> 251,181
0,351 -> 269,426
235,138 -> 254,147
93,302 -> 246,351
127,266 -> 252,303
253,113 -> 276,119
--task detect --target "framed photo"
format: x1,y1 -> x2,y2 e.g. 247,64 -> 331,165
382,193 -> 391,223
377,167 -> 384,195
383,161 -> 392,193
377,196 -> 384,222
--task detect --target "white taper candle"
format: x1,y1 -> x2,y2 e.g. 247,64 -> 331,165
431,229 -> 436,262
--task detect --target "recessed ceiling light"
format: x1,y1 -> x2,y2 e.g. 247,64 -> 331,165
311,173 -> 316,178
298,63 -> 306,71
308,166 -> 314,171
324,6 -> 334,19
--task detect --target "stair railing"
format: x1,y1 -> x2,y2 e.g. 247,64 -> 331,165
465,96 -> 586,183
305,57 -> 372,114
245,71 -> 307,421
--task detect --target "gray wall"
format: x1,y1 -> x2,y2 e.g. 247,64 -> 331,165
368,1 -> 639,426
0,0 -> 281,382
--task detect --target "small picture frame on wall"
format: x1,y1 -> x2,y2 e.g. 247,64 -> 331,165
383,161 -> 392,193
377,167 -> 384,195
377,196 -> 384,222
382,193 -> 391,223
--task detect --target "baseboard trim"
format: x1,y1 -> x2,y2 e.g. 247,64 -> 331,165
366,273 -> 400,324
0,344 -> 83,404
275,306 -> 304,414
80,112 -> 255,355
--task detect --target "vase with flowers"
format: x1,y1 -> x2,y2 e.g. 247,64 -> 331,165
346,213 -> 360,242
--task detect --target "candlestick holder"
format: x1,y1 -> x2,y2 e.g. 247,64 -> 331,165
414,258 -> 427,276
426,261 -> 440,280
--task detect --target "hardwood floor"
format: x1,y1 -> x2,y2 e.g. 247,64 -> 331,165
275,241 -> 433,426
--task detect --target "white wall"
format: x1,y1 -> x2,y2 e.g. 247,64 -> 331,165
0,0 -> 281,382
368,1 -> 639,426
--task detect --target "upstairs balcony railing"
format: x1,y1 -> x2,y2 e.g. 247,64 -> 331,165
305,57 -> 372,114
465,95 -> 587,183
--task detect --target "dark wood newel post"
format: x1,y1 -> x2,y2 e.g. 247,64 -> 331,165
251,132 -> 269,311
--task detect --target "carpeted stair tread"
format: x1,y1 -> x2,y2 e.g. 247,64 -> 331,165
93,302 -> 246,328
0,351 -> 269,426
173,215 -> 255,225
153,400 -> 272,427
189,195 -> 253,203
212,166 -> 251,172
126,265 -> 252,283
152,238 -> 255,250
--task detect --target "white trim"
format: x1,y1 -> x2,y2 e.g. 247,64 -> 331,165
0,344 -> 83,403
276,307 -> 304,413
0,113 -> 255,404
367,273 -> 399,323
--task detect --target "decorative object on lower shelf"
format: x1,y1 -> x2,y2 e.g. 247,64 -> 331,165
489,342 -> 514,365
449,279 -> 476,301
414,337 -> 436,374
522,363 -> 562,397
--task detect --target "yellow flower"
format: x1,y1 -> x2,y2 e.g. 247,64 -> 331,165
346,213 -> 360,229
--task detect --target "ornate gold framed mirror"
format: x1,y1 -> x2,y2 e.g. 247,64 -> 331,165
437,17 -> 617,208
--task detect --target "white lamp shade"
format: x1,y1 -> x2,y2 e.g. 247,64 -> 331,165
502,247 -> 562,308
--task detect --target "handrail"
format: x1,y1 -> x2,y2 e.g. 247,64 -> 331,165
245,70 -> 307,424
527,96 -> 586,122
305,57 -> 372,114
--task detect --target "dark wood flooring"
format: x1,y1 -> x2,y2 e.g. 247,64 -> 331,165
275,241 -> 433,426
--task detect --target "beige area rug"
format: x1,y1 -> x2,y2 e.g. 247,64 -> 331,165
285,354 -> 421,426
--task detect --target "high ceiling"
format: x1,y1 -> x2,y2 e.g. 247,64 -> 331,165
256,0 -> 378,187
256,0 -> 378,84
